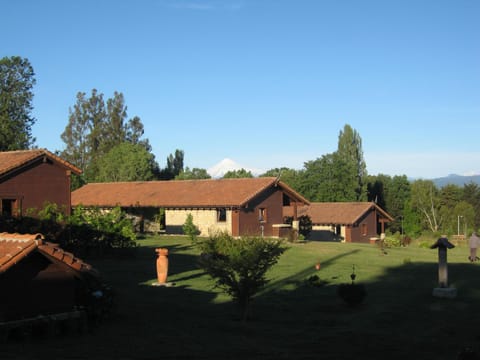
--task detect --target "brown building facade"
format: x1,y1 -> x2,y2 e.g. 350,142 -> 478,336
284,202 -> 394,243
0,232 -> 101,322
0,149 -> 81,217
72,177 -> 309,238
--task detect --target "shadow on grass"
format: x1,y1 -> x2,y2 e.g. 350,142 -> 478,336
261,249 -> 361,294
3,242 -> 480,360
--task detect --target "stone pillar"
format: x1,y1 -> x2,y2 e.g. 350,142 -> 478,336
430,236 -> 457,298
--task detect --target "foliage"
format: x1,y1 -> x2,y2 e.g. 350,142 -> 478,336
283,215 -> 312,238
383,235 -> 402,248
158,149 -> 184,180
66,206 -> 137,254
306,274 -> 328,287
182,213 -> 200,243
300,130 -> 366,202
198,233 -> 287,320
336,124 -> 368,201
92,142 -> 157,182
301,152 -> 355,201
60,89 -> 154,182
0,204 -> 136,255
223,168 -> 254,178
410,179 -> 442,233
175,167 -> 211,180
0,56 -> 36,150
367,174 -> 411,233
154,208 -> 166,230
260,167 -> 303,193
463,182 -> 480,230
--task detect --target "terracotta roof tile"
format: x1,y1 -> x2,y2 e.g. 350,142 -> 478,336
0,232 -> 44,273
284,202 -> 393,225
0,149 -> 82,178
72,177 -> 309,208
0,232 -> 96,275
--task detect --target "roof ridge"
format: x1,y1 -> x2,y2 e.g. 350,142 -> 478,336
0,148 -> 81,176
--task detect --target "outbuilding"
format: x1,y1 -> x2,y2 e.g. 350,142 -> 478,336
72,177 -> 310,238
0,149 -> 81,217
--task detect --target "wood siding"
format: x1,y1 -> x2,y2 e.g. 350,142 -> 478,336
238,187 -> 285,237
0,159 -> 72,216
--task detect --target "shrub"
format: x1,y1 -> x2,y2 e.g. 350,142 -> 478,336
337,283 -> 367,306
384,236 -> 401,248
183,213 -> 200,243
283,215 -> 312,240
198,232 -> 288,321
337,265 -> 367,307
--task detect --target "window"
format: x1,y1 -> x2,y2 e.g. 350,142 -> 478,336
259,208 -> 267,223
217,208 -> 226,222
361,223 -> 367,236
1,199 -> 16,217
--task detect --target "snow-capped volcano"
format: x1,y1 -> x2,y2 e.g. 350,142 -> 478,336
207,158 -> 262,178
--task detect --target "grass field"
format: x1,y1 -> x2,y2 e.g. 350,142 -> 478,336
2,235 -> 480,359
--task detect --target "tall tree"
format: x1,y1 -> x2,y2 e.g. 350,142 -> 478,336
410,179 -> 442,233
159,149 -> 184,180
61,90 -> 105,172
301,152 -> 358,202
60,89 -> 154,182
336,124 -> 367,201
93,142 -> 157,182
385,175 -> 411,233
463,182 -> 480,229
0,56 -> 36,150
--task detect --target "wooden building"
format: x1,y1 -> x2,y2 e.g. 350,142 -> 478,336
0,232 -> 102,322
284,202 -> 394,243
0,149 -> 81,217
72,177 -> 309,238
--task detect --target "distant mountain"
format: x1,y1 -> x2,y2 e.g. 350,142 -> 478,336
207,158 -> 263,178
431,174 -> 480,188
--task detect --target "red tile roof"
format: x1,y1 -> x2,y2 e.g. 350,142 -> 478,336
0,232 -> 97,275
0,149 -> 82,179
284,202 -> 393,225
72,177 -> 310,208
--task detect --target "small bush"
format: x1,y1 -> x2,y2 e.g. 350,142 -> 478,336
198,232 -> 288,321
384,236 -> 401,248
337,283 -> 367,306
306,274 -> 328,287
183,213 -> 200,243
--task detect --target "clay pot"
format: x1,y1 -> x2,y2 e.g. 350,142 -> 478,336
315,263 -> 321,270
156,248 -> 169,284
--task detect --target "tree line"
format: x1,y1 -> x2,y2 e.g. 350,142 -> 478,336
1,55 -> 479,237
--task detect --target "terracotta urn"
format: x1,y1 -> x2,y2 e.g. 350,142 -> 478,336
315,263 -> 321,270
155,248 -> 169,284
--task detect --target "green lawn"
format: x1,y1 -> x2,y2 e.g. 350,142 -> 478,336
3,236 -> 480,359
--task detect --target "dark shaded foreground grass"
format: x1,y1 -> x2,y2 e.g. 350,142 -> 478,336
2,236 -> 480,359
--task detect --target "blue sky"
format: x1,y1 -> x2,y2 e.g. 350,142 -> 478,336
3,0 -> 479,178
